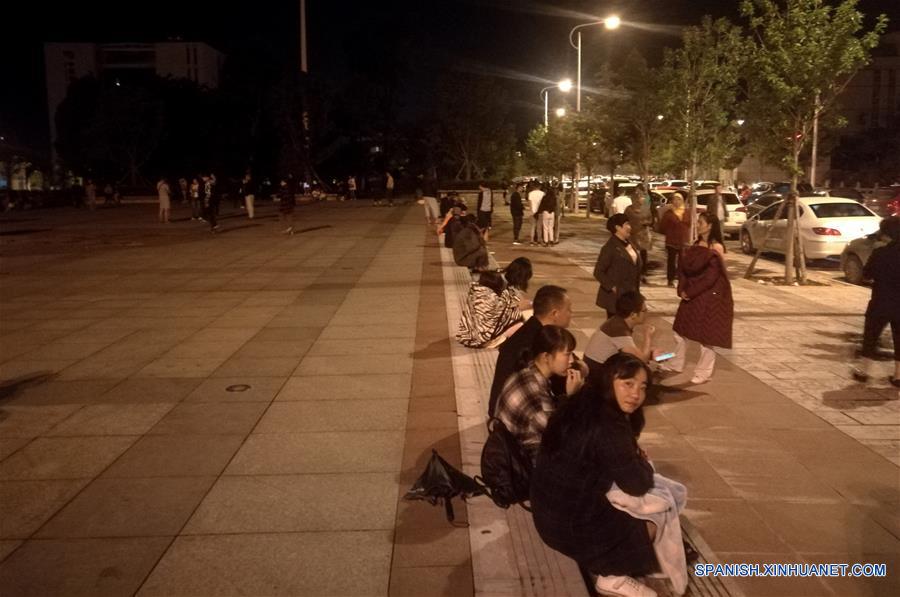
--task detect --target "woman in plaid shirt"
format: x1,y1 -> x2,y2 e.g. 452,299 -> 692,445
494,325 -> 586,463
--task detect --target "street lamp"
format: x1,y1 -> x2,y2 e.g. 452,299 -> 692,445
569,15 -> 620,113
540,79 -> 572,128
555,107 -> 567,118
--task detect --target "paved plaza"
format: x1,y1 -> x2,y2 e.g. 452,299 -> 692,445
0,200 -> 898,596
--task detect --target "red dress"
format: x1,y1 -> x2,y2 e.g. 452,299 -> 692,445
672,245 -> 734,348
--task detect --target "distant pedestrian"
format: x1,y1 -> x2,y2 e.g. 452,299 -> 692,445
103,182 -> 115,207
612,189 -> 632,215
422,175 -> 440,227
659,193 -> 690,287
528,182 -> 545,245
157,177 -> 171,223
509,183 -> 525,245
189,177 -> 201,220
347,175 -> 357,201
202,174 -> 219,232
553,182 -> 563,243
85,179 -> 97,211
278,177 -> 296,234
538,186 -> 556,246
624,186 -> 653,284
240,172 -> 256,219
665,212 -> 733,385
382,171 -> 395,206
477,181 -> 493,242
852,216 -> 900,387
707,184 -> 729,222
593,213 -> 642,319
178,177 -> 189,205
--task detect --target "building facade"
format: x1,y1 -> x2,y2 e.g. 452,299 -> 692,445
44,41 -> 224,165
840,31 -> 900,133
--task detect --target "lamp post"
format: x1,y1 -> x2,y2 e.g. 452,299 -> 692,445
567,15 -> 619,215
540,78 -> 572,128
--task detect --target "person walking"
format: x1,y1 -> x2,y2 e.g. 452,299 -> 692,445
594,213 -> 642,319
178,177 -> 189,205
553,182 -> 564,244
383,171 -> 395,206
510,183 -> 525,245
852,216 -> 900,386
189,177 -> 201,220
347,175 -> 357,201
707,184 -> 729,223
278,177 -> 296,234
156,177 -> 171,223
538,186 -> 556,246
659,193 -> 690,287
422,175 -> 440,227
202,173 -> 218,232
665,212 -> 733,385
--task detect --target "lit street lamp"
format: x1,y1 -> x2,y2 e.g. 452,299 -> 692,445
569,15 -> 620,113
541,79 -> 572,128
555,107 -> 567,118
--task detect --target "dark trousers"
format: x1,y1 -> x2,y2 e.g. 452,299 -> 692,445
512,214 -> 523,241
191,199 -> 201,219
666,246 -> 681,283
205,201 -> 218,229
640,250 -> 648,275
862,314 -> 899,360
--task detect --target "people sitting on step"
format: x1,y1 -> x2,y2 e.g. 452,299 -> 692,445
452,214 -> 490,271
493,325 -> 586,464
583,292 -> 659,377
530,353 -> 689,597
437,198 -> 467,247
488,285 -> 575,417
457,257 -> 533,349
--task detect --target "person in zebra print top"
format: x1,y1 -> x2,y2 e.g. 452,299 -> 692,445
457,258 -> 533,349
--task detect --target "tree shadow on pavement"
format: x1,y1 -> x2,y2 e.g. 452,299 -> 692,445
0,373 -> 54,403
411,338 -> 453,361
821,384 -> 898,409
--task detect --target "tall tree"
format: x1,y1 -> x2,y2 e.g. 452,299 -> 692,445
616,51 -> 669,189
660,17 -> 746,237
740,0 -> 887,283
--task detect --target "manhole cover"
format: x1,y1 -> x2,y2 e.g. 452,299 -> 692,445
226,384 -> 251,392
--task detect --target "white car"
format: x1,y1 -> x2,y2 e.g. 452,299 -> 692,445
656,190 -> 746,237
740,197 -> 882,260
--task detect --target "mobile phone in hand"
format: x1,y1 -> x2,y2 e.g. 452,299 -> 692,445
654,352 -> 676,362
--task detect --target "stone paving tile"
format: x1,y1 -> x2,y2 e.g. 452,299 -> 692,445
46,403 -> 176,436
0,438 -> 31,461
393,525 -> 472,568
278,373 -> 411,400
0,540 -> 22,562
183,473 -> 398,534
137,531 -> 392,597
0,359 -> 80,382
0,405 -> 82,438
0,537 -> 172,597
318,324 -> 416,340
293,354 -> 414,376
805,552 -> 900,597
99,377 -> 204,404
0,479 -> 89,538
714,552 -> 831,596
306,338 -> 414,357
254,400 -> 408,433
226,431 -> 405,475
388,564 -> 474,597
36,476 -> 215,538
136,356 -> 231,378
252,326 -> 323,342
0,436 -> 138,480
148,402 -> 268,436
212,356 -> 302,378
101,434 -> 245,478
683,499 -> 792,554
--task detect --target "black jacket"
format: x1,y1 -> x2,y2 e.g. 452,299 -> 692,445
593,236 -> 642,311
538,192 -> 557,214
509,191 -> 524,217
864,241 -> 900,320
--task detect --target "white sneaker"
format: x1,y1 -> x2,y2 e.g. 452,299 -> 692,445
594,574 -> 657,597
690,375 -> 710,385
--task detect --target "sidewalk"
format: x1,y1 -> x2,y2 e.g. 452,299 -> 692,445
479,207 -> 898,597
1,201 -> 897,596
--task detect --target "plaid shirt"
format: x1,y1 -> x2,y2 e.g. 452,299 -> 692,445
495,364 -> 560,461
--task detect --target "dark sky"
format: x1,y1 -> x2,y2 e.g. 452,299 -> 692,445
2,0 -> 897,157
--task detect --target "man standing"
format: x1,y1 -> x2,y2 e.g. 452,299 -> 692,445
612,187 -> 632,215
202,173 -> 218,232
509,183 -> 524,245
488,285 -> 575,417
241,172 -> 256,219
156,177 -> 171,223
477,182 -> 493,242
347,175 -> 357,201
527,182 -> 545,246
422,175 -> 440,227
85,179 -> 97,212
594,213 -> 642,319
707,183 -> 729,222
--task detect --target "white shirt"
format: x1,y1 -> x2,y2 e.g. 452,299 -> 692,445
613,194 -> 632,215
528,189 -> 545,215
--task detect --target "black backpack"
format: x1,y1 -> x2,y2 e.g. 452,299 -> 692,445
477,418 -> 533,509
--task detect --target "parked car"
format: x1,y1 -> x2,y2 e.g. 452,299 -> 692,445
827,187 -> 866,203
746,181 -> 815,205
864,185 -> 900,217
746,193 -> 783,217
740,197 -> 882,260
840,232 -> 887,285
694,190 -> 747,237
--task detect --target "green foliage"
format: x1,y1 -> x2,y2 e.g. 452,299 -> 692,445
740,0 -> 887,181
660,16 -> 747,181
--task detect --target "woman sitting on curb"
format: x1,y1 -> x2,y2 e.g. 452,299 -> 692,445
530,353 -> 689,597
457,258 -> 533,349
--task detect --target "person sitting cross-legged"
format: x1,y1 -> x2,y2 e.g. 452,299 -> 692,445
457,257 -> 533,349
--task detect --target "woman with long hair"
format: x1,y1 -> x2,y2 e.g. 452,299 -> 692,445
494,325 -> 585,462
664,212 -> 733,384
530,353 -> 671,597
456,258 -> 534,348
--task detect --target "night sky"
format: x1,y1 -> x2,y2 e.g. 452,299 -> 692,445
2,0 -> 897,157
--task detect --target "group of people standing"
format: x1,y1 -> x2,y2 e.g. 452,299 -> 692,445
507,181 -> 563,246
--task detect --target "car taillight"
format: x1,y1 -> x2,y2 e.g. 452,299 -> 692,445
812,227 -> 841,236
